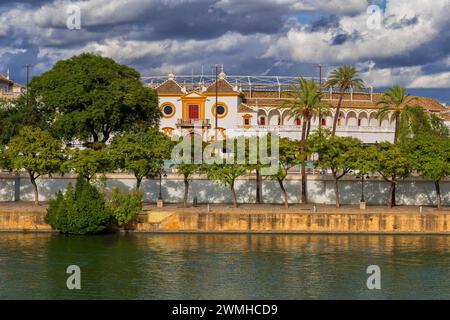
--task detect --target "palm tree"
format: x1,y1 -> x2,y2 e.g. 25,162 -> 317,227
283,78 -> 328,203
375,86 -> 420,143
325,65 -> 364,136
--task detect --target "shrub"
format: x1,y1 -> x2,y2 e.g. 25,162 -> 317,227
45,177 -> 113,235
108,187 -> 143,226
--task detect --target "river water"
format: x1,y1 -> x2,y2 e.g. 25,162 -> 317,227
0,233 -> 448,299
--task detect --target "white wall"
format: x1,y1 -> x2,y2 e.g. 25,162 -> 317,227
3,175 -> 449,206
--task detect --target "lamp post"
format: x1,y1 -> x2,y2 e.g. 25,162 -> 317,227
356,172 -> 370,209
157,168 -> 167,207
212,64 -> 220,142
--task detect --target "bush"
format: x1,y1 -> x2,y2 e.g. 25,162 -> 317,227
108,187 -> 143,226
45,177 -> 113,235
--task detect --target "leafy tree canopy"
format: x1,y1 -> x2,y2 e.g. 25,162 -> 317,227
0,93 -> 50,145
307,129 -> 361,178
367,142 -> 411,183
63,147 -> 113,181
109,129 -> 172,189
30,53 -> 160,143
5,126 -> 64,204
405,134 -> 450,183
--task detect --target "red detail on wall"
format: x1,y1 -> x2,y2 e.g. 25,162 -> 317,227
188,105 -> 199,119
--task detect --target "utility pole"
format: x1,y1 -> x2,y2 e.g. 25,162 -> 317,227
24,64 -> 32,108
213,64 -> 220,142
316,64 -> 325,128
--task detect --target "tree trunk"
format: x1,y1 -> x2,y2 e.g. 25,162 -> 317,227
30,174 -> 39,206
136,176 -> 142,190
393,111 -> 400,143
300,118 -> 307,203
184,178 -> 189,208
387,181 -> 396,208
332,94 -> 344,136
255,169 -> 261,204
278,178 -> 289,208
230,181 -> 238,208
92,131 -> 99,142
435,181 -> 442,209
102,132 -> 110,143
333,175 -> 340,208
306,118 -> 311,139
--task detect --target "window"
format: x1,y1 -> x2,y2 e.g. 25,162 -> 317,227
321,118 -> 326,126
296,118 -> 301,126
243,114 -> 252,128
260,117 -> 266,125
358,119 -> 361,127
216,105 -> 226,116
160,103 -> 175,118
211,102 -> 228,118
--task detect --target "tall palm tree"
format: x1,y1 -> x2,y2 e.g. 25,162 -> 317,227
283,78 -> 328,203
325,65 -> 364,136
375,86 -> 420,143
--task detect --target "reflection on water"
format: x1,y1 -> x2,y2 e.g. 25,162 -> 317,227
0,233 -> 448,299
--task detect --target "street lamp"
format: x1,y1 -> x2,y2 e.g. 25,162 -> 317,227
356,172 -> 370,209
158,168 -> 167,202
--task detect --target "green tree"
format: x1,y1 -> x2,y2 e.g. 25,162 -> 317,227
63,147 -> 112,181
45,176 -> 113,234
5,127 -> 64,205
0,93 -> 50,144
171,134 -> 204,207
30,53 -> 160,144
369,142 -> 412,208
325,65 -> 364,136
203,139 -> 248,208
108,187 -> 143,226
308,130 -> 361,208
268,136 -> 302,207
109,129 -> 171,190
375,86 -> 424,143
406,134 -> 450,209
283,78 -> 328,203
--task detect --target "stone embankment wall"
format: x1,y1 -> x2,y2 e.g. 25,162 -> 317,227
0,210 -> 51,231
136,211 -> 450,234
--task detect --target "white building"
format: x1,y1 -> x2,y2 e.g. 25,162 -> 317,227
148,70 -> 450,144
0,73 -> 25,100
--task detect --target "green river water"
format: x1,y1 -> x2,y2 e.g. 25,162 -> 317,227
0,233 -> 448,299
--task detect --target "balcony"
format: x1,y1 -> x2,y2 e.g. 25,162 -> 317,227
176,118 -> 211,129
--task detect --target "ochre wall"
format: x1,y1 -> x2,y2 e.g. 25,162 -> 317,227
1,210 -> 448,234
0,211 -> 52,231
136,212 -> 450,234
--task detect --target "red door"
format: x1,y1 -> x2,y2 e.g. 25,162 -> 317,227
188,105 -> 199,119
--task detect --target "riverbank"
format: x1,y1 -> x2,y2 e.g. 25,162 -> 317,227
0,202 -> 449,234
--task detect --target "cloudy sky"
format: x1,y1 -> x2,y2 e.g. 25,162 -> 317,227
1,0 -> 449,102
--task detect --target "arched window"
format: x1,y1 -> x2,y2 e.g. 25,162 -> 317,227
296,118 -> 301,126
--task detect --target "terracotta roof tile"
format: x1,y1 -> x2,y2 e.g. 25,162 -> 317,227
205,79 -> 235,93
155,79 -> 183,94
238,103 -> 256,113
0,74 -> 12,84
